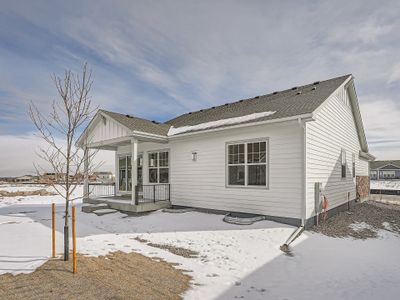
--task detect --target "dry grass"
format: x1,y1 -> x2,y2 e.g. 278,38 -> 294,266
0,189 -> 55,197
134,237 -> 199,258
0,251 -> 192,300
312,201 -> 400,239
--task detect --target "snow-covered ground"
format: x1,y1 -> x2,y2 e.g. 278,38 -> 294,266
1,184 -> 400,299
371,180 -> 400,190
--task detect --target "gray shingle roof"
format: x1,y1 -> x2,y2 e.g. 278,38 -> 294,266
370,160 -> 400,170
101,74 -> 351,136
100,110 -> 171,136
166,74 -> 351,128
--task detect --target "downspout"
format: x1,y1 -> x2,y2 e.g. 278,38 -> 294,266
280,117 -> 307,252
298,117 -> 307,228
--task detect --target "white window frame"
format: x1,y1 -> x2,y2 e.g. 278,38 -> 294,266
118,152 -> 143,192
341,149 -> 347,179
148,150 -> 170,184
226,138 -> 269,189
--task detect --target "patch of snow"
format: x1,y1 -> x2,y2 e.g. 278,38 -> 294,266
371,180 -> 400,190
349,222 -> 375,232
0,184 -> 83,208
168,111 -> 276,136
1,188 -> 400,299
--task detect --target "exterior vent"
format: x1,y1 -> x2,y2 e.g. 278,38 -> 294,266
313,81 -> 320,85
225,103 -> 229,106
296,91 -> 302,95
312,87 -> 317,90
151,120 -> 159,124
199,109 -> 204,112
291,87 -> 298,90
125,114 -> 132,118
239,100 -> 244,103
188,112 -> 192,114
273,91 -> 278,95
254,96 -> 259,99
211,106 -> 216,109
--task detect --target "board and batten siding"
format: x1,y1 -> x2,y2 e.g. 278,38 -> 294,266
169,121 -> 304,219
87,115 -> 130,144
305,85 -> 369,219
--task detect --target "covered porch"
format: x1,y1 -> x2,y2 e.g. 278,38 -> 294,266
82,133 -> 171,212
78,110 -> 173,213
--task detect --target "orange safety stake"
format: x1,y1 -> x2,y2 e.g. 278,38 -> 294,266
52,203 -> 55,258
72,206 -> 77,274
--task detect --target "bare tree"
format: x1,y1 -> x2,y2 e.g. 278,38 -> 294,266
29,63 -> 98,261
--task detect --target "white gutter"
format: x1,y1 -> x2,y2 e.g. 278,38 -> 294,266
168,113 -> 314,139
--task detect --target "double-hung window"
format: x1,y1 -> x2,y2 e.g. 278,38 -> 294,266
227,140 -> 268,187
148,151 -> 169,183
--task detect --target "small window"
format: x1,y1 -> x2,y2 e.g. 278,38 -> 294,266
148,151 -> 169,183
341,149 -> 346,178
352,154 -> 355,178
227,140 -> 268,187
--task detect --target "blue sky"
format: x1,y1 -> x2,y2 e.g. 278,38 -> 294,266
0,0 -> 400,175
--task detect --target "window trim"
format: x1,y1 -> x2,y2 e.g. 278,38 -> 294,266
225,138 -> 269,189
117,152 -> 143,192
147,149 -> 170,184
341,149 -> 347,179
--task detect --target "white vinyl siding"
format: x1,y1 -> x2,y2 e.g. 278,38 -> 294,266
169,122 -> 303,219
305,84 -> 369,219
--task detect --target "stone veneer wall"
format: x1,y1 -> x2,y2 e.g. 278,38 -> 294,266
356,176 -> 370,199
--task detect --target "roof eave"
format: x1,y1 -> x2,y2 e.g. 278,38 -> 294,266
168,113 -> 315,139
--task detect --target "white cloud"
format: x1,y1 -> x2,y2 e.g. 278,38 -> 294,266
1,0 -> 400,168
0,134 -> 114,177
360,97 -> 400,160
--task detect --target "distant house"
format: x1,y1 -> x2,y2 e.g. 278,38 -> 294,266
14,175 -> 38,184
370,161 -> 400,180
92,171 -> 114,184
77,74 -> 374,228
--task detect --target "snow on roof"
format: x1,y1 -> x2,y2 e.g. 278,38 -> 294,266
168,111 -> 276,136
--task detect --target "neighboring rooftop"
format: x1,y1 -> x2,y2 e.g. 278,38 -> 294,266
101,74 -> 351,136
371,160 -> 400,170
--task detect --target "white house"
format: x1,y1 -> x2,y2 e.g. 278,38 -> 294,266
78,74 -> 374,228
370,160 -> 400,180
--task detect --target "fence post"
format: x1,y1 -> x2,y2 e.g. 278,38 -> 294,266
72,206 -> 77,274
153,185 -> 156,203
52,203 -> 55,258
168,184 -> 170,201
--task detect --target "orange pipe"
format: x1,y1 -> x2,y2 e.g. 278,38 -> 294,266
72,206 -> 77,274
52,203 -> 55,258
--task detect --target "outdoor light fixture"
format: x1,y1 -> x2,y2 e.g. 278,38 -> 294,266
192,151 -> 197,161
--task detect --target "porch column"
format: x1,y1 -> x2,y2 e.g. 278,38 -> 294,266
83,147 -> 89,199
131,138 -> 138,204
114,152 -> 119,196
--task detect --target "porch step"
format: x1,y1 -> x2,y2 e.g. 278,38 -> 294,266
82,203 -> 110,213
93,208 -> 118,216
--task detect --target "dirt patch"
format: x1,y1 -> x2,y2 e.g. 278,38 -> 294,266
0,189 -> 55,197
0,251 -> 191,300
312,201 -> 400,239
134,237 -> 199,258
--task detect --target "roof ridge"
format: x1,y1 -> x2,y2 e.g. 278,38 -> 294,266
165,74 -> 351,124
100,109 -> 170,127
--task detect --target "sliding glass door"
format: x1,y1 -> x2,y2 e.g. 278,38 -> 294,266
118,154 -> 142,192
